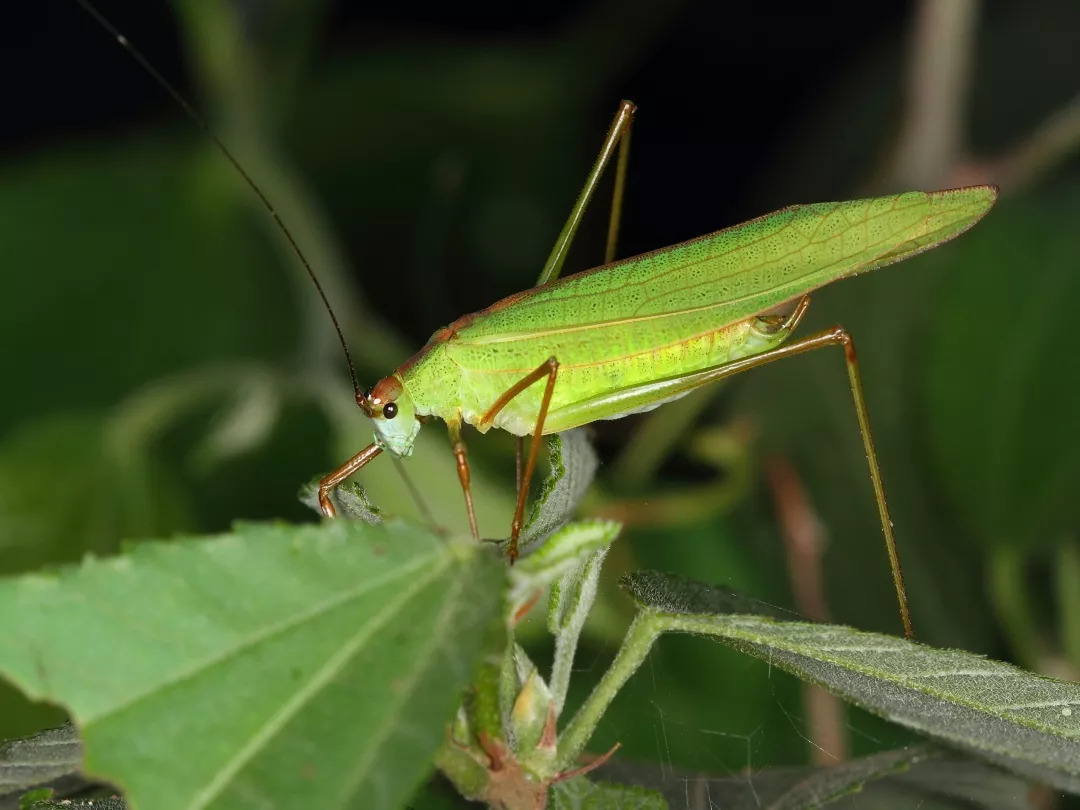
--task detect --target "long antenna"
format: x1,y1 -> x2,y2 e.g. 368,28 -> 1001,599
76,0 -> 364,402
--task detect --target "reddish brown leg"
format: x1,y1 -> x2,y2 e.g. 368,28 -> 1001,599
318,443 -> 383,517
514,436 -> 524,496
480,357 -> 560,561
447,420 -> 480,541
676,322 -> 912,639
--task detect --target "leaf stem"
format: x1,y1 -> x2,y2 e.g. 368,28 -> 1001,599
554,612 -> 660,770
548,551 -> 606,717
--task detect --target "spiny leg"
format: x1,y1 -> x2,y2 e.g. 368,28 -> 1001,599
480,357 -> 560,561
536,303 -> 912,638
318,443 -> 383,517
447,420 -> 480,541
535,100 -> 636,287
688,325 -> 911,638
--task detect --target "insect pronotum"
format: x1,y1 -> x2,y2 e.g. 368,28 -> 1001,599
82,2 -> 997,640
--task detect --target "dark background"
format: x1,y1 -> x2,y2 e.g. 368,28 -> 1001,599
2,0 -> 1079,797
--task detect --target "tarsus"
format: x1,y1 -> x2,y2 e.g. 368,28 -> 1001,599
76,0 -> 363,402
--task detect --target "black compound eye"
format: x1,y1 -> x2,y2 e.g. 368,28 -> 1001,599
383,402 -> 398,419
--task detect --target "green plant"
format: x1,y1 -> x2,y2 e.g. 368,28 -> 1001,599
5,2 -> 1080,808
0,432 -> 1076,809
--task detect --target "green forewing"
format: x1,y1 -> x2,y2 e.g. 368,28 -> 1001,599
404,187 -> 996,433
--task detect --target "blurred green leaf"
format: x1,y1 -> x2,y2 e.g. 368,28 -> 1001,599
592,745 -> 1034,810
0,520 -> 503,810
0,415 -> 189,576
925,189 -> 1080,552
0,142 -> 297,429
743,746 -> 961,810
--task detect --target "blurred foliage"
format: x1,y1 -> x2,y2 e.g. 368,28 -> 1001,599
1,0 -> 1079,800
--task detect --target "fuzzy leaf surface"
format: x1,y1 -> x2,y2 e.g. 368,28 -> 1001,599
625,573 -> 1080,792
0,521 -> 503,810
0,725 -> 82,798
519,430 -> 598,552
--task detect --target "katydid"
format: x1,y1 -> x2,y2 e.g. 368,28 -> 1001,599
318,105 -> 995,641
81,5 -> 996,640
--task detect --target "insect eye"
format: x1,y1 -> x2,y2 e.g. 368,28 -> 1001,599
383,402 -> 398,419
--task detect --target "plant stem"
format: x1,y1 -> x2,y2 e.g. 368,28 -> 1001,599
555,612 -> 661,771
893,0 -> 978,188
549,551 -> 606,717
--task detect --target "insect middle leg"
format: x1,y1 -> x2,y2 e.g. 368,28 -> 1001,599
447,420 -> 480,541
479,357 -> 561,561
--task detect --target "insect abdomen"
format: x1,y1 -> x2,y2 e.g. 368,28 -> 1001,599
433,315 -> 786,435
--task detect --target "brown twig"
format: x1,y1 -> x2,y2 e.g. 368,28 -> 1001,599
988,92 -> 1080,193
893,0 -> 980,189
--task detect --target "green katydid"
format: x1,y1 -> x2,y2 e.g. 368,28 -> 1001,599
81,5 -> 995,640
317,105 -> 995,641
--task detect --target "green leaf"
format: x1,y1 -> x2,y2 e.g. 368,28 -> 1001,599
0,725 -> 81,798
23,797 -> 126,810
621,571 -> 789,619
630,575 -> 1080,793
548,777 -> 667,810
0,520 -> 504,810
547,546 -> 609,719
753,744 -> 936,810
510,522 -> 620,615
519,430 -> 599,552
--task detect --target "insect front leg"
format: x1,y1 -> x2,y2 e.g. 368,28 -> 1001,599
480,357 -> 561,561
318,443 -> 383,517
